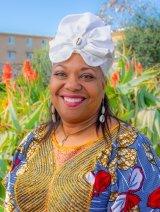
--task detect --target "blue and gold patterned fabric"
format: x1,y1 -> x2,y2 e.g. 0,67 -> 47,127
4,123 -> 160,211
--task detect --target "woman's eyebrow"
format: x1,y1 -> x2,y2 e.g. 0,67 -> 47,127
80,67 -> 98,72
53,64 -> 65,68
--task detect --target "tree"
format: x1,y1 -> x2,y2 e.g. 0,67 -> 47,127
98,0 -> 160,30
98,0 -> 160,68
119,13 -> 160,67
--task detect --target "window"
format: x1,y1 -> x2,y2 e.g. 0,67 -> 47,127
41,39 -> 47,47
26,52 -> 33,60
26,37 -> 33,47
7,51 -> 16,61
8,36 -> 15,45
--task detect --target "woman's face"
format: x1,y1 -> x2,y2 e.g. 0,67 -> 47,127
50,53 -> 105,124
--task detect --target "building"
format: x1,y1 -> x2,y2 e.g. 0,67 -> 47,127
112,30 -> 125,43
0,32 -> 52,74
0,31 -> 124,75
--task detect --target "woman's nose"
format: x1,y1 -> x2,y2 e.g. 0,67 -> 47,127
64,76 -> 82,91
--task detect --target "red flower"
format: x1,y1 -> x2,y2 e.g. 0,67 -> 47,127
134,62 -> 143,75
22,60 -> 38,81
28,69 -> 38,80
92,170 -> 111,197
125,62 -> 130,72
147,187 -> 160,208
2,63 -> 13,85
111,71 -> 120,87
124,192 -> 141,212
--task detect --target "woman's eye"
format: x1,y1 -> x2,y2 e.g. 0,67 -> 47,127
53,72 -> 67,78
81,74 -> 94,80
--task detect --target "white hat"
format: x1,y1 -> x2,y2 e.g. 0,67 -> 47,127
49,12 -> 114,76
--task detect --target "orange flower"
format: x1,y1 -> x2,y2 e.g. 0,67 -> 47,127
125,62 -> 130,71
22,60 -> 32,78
22,60 -> 38,81
29,69 -> 38,80
134,62 -> 143,75
111,71 -> 120,87
2,63 -> 13,85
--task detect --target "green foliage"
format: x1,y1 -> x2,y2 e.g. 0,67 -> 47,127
106,58 -> 160,155
118,13 -> 160,68
32,47 -> 52,86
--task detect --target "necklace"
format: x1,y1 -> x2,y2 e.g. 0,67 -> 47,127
60,121 -> 97,147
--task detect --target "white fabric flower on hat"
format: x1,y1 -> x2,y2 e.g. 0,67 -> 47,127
49,12 -> 114,76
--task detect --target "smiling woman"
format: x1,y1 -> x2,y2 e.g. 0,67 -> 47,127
4,12 -> 160,211
50,53 -> 105,124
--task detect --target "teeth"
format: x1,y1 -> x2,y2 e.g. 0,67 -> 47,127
64,97 -> 83,103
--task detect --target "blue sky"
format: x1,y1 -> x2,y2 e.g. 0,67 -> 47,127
0,0 -> 104,36
0,0 -> 159,37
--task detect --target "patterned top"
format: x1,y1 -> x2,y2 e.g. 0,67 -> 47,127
3,122 -> 160,212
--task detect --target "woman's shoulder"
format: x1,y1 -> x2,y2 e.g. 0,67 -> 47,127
3,123 -> 50,210
5,123 -> 49,176
114,122 -> 160,168
116,121 -> 152,148
19,123 -> 49,147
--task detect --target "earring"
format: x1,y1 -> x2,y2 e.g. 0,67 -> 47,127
51,104 -> 56,123
99,100 -> 105,123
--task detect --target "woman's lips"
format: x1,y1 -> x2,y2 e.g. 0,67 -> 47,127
61,96 -> 86,107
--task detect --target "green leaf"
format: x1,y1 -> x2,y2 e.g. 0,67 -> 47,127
0,192 -> 5,211
8,102 -> 21,132
0,159 -> 8,179
121,95 -> 132,110
121,70 -> 133,84
137,109 -> 156,132
144,90 -> 158,106
105,86 -> 117,98
21,103 -> 44,130
154,110 -> 160,136
117,69 -> 159,95
119,110 -> 135,121
137,89 -> 146,109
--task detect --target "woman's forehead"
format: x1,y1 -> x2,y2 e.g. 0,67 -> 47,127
53,63 -> 100,72
53,53 -> 102,72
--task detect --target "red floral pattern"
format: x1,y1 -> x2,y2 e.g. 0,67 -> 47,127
124,192 -> 141,212
92,170 -> 111,197
147,187 -> 160,208
11,158 -> 21,172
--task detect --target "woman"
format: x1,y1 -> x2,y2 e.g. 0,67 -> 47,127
4,12 -> 160,211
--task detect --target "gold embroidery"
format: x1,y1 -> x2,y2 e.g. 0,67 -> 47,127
33,123 -> 48,141
109,192 -> 119,202
14,129 -> 106,212
108,124 -> 137,184
108,158 -> 117,184
117,148 -> 137,170
117,125 -> 137,147
130,205 -> 140,211
10,122 -> 138,211
96,144 -> 112,168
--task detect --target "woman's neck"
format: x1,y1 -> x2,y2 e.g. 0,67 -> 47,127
60,113 -> 98,135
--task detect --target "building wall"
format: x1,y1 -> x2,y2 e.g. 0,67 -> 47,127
0,33 -> 52,72
112,31 -> 124,42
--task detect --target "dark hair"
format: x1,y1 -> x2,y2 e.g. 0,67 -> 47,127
40,93 -> 120,144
